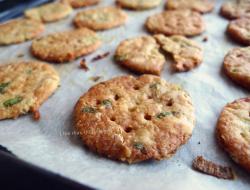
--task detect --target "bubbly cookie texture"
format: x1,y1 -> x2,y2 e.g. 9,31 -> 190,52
74,75 -> 195,163
154,34 -> 203,72
217,97 -> 250,172
0,61 -> 60,120
114,36 -> 165,75
31,28 -> 101,63
74,6 -> 127,30
25,2 -> 72,23
0,19 -> 44,45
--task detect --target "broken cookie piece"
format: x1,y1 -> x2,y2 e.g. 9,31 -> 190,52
154,34 -> 203,72
192,156 -> 235,180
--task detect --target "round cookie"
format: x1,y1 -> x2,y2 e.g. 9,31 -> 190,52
114,36 -> 165,75
216,97 -> 250,172
116,0 -> 161,10
166,0 -> 215,14
223,47 -> 250,90
220,0 -> 250,19
61,0 -> 100,8
73,6 -> 127,31
227,18 -> 250,46
24,2 -> 72,23
31,28 -> 101,63
0,61 -> 60,120
145,10 -> 205,37
154,34 -> 203,72
0,19 -> 44,45
74,75 -> 195,163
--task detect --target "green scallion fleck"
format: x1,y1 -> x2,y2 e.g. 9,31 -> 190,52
82,106 -> 96,113
0,82 -> 10,94
156,112 -> 171,119
3,96 -> 23,107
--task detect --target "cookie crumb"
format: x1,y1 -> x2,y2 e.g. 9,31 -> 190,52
89,76 -> 102,82
32,110 -> 41,121
91,52 -> 110,62
79,58 -> 89,71
202,36 -> 208,42
17,53 -> 24,58
192,156 -> 235,180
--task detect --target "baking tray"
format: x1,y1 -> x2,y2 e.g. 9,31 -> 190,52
0,0 -> 249,190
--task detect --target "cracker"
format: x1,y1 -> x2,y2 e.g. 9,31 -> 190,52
114,36 -> 165,75
61,0 -> 100,8
0,61 -> 60,120
31,28 -> 101,63
154,34 -> 203,72
166,0 -> 215,14
116,0 -> 161,10
25,2 -> 72,23
227,18 -> 250,46
0,19 -> 44,45
220,0 -> 250,19
223,47 -> 250,90
216,97 -> 250,172
73,6 -> 127,31
145,10 -> 205,37
74,75 -> 195,163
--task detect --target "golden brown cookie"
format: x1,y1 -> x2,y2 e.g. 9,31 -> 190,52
61,0 -> 100,8
145,10 -> 205,37
220,0 -> 250,19
223,47 -> 250,90
114,36 -> 165,75
154,34 -> 203,72
73,6 -> 127,31
116,0 -> 161,10
216,97 -> 250,172
24,2 -> 72,23
31,28 -> 101,63
74,75 -> 195,163
227,18 -> 250,46
0,18 -> 44,45
166,0 -> 215,14
0,61 -> 60,120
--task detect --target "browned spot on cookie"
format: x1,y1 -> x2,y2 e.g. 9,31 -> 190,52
193,156 -> 235,180
32,110 -> 41,121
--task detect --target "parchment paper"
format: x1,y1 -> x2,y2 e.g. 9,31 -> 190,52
0,0 -> 249,189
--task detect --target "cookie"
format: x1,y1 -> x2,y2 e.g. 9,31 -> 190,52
154,34 -> 203,72
61,0 -> 100,8
0,19 -> 44,45
0,61 -> 60,120
116,0 -> 161,10
223,47 -> 250,90
73,6 -> 127,31
114,36 -> 165,75
220,0 -> 250,19
24,2 -> 72,23
31,28 -> 101,63
216,97 -> 250,172
227,18 -> 250,46
145,10 -> 205,37
166,0 -> 215,14
74,75 -> 195,163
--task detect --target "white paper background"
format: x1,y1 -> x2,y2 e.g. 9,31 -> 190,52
0,0 -> 249,189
